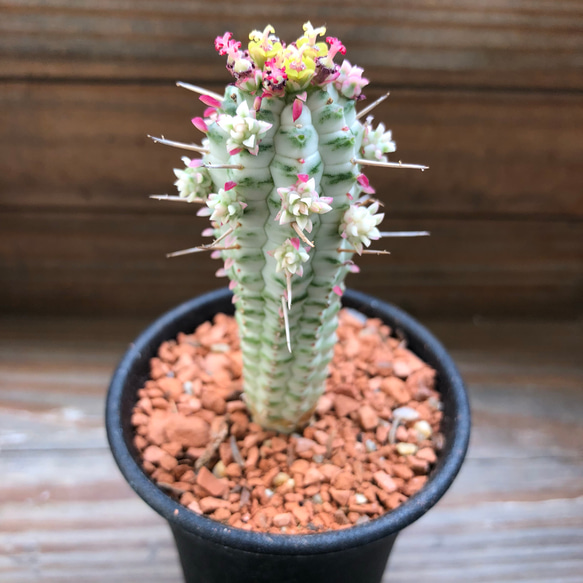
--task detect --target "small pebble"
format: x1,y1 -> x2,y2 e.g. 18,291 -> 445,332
365,439 -> 377,453
414,420 -> 432,440
213,460 -> 227,478
355,493 -> 368,504
396,442 -> 418,456
273,472 -> 290,487
392,406 -> 420,422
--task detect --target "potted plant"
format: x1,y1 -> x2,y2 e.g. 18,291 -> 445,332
106,23 -> 470,583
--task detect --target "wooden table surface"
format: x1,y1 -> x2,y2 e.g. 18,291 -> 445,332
1,315 -> 582,582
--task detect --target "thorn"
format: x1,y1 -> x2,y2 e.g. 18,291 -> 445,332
379,231 -> 430,238
176,81 -> 223,102
362,249 -> 391,255
356,91 -> 390,120
281,296 -> 292,353
211,226 -> 236,246
149,194 -> 204,203
352,158 -> 428,171
337,248 -> 391,255
166,244 -> 240,258
148,135 -> 209,154
204,163 -> 245,170
291,223 -> 314,247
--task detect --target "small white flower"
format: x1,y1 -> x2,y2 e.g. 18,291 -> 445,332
361,118 -> 396,162
340,202 -> 384,254
217,101 -> 272,155
276,175 -> 333,233
206,187 -> 246,225
173,157 -> 213,202
273,238 -> 310,277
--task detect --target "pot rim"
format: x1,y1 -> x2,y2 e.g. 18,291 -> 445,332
106,288 -> 470,555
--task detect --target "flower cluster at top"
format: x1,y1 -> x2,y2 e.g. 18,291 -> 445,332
214,22 -> 368,100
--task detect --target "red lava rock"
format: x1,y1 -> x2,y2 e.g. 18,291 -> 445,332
334,394 -> 360,417
199,497 -> 230,513
329,488 -> 351,506
201,391 -> 227,414
245,446 -> 259,469
316,394 -> 334,415
358,405 -> 379,431
188,500 -> 203,514
142,445 -> 166,463
196,466 -> 229,498
290,459 -> 310,474
303,467 -> 325,486
273,513 -> 293,528
157,377 -> 183,400
294,437 -> 317,454
373,471 -> 398,493
332,472 -> 356,490
212,507 -> 231,522
416,447 -> 437,463
132,310 -> 442,536
380,377 -> 410,405
164,415 -> 210,448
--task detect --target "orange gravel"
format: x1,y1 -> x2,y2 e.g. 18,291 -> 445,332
131,309 -> 443,534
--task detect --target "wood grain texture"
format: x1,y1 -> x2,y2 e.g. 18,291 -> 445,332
2,211 -> 581,318
1,1 -> 581,318
2,83 -> 582,218
1,0 -> 582,90
0,317 -> 582,581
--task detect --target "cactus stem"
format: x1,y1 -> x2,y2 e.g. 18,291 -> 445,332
149,194 -> 203,203
380,230 -> 430,238
148,135 -> 210,154
166,244 -> 240,258
356,91 -> 390,120
281,296 -> 292,353
291,222 -> 315,247
175,81 -> 223,102
352,158 -> 428,171
286,272 -> 293,310
204,163 -> 245,170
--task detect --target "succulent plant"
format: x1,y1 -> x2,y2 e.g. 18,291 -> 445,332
150,23 -> 428,433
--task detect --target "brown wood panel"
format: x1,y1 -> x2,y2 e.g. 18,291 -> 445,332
1,211 -> 581,318
1,317 -> 582,581
2,83 -> 582,218
1,0 -> 582,89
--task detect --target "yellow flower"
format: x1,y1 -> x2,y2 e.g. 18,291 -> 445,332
296,22 -> 328,62
248,25 -> 283,68
283,44 -> 315,92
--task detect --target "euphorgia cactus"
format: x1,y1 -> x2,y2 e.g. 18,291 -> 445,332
150,23 -> 427,433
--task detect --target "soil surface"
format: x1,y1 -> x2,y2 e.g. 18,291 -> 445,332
131,308 -> 443,534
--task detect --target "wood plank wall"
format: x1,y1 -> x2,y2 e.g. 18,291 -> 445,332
1,0 -> 582,319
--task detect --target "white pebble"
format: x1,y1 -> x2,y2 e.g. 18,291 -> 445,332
396,442 -> 418,456
183,381 -> 193,395
365,439 -> 377,452
212,460 -> 226,478
393,407 -> 420,422
355,493 -> 368,504
414,420 -> 433,440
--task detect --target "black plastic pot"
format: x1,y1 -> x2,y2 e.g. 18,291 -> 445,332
106,288 -> 470,583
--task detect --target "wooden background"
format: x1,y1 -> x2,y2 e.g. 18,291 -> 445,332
1,0 -> 582,319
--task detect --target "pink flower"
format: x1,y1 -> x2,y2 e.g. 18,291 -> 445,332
333,60 -> 369,100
